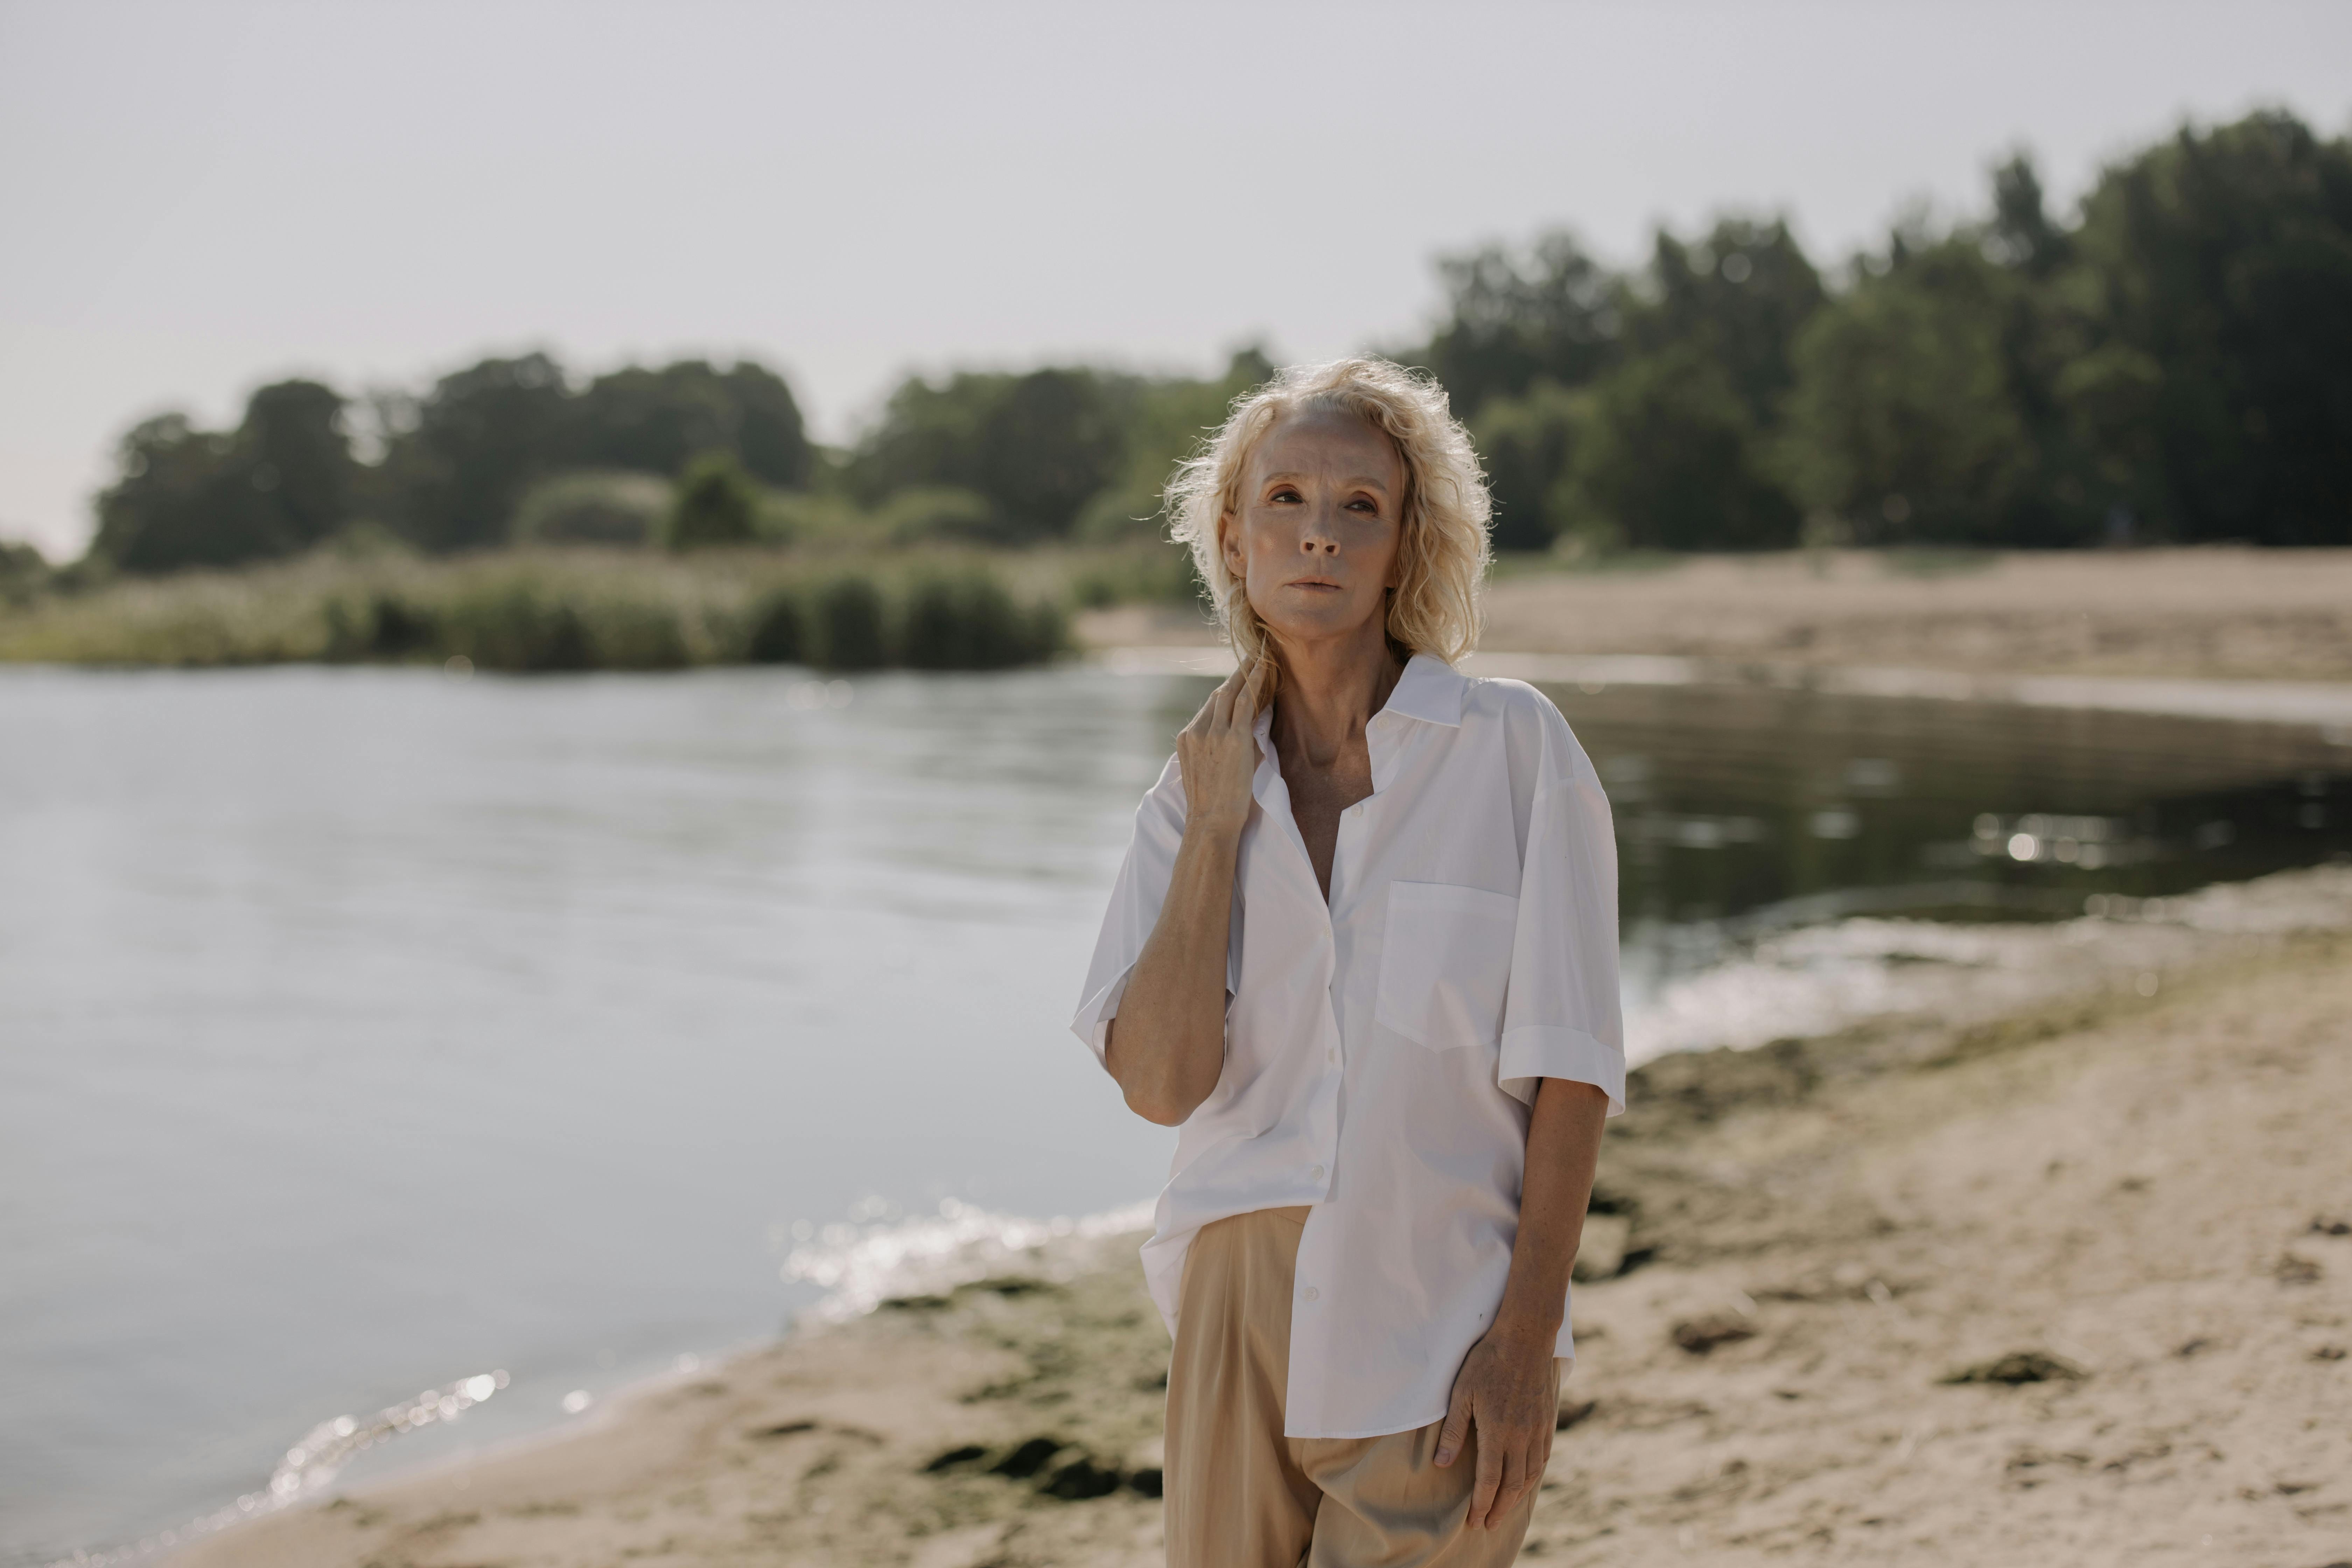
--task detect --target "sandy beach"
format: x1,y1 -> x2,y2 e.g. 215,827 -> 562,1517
176,862 -> 2352,1568
1078,547 -> 2352,686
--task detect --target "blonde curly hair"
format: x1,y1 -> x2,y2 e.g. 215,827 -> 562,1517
1166,357 -> 1490,686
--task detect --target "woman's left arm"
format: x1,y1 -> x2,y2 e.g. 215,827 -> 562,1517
1435,1074 -> 1611,1528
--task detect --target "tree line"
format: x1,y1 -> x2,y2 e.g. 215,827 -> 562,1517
1437,108 -> 2351,552
59,109 -> 2352,579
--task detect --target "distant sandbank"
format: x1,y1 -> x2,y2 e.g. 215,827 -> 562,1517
1081,546 -> 2352,693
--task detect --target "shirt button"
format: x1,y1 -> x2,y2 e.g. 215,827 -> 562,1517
1326,1048 -> 1338,1064
1301,1286 -> 1320,1302
1310,1164 -> 1325,1180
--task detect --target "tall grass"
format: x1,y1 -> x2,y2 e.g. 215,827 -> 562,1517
0,547 -> 1068,673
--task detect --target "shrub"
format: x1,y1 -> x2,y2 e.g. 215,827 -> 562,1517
0,549 -> 1066,673
744,588 -> 805,663
439,583 -> 595,671
0,539 -> 53,605
511,470 -> 671,546
323,592 -> 436,660
1066,544 -> 1204,609
876,486 -> 1004,545
902,569 -> 1059,669
664,451 -> 762,551
756,490 -> 873,547
810,574 -> 888,670
587,598 -> 693,669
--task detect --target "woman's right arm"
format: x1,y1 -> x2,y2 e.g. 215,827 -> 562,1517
1104,661 -> 1266,1127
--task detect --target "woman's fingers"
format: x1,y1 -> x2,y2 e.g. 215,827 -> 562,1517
1176,662 -> 1263,833
1234,653 -> 1269,729
1468,1419 -> 1505,1527
1483,1443 -> 1526,1529
1208,663 -> 1247,729
1433,1386 -> 1472,1469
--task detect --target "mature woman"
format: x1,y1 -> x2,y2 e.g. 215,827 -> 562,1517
1071,358 -> 1623,1566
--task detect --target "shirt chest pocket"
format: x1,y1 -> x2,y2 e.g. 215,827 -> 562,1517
1374,881 -> 1520,1052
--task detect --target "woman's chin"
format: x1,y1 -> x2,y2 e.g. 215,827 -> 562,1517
1255,603 -> 1384,651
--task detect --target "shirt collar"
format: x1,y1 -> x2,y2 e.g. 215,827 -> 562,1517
1250,651 -> 1468,738
1381,652 -> 1468,728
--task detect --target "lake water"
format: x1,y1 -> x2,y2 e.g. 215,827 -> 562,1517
2,664 -> 2346,1566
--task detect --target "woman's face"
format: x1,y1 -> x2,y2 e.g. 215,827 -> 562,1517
1221,407 -> 1405,657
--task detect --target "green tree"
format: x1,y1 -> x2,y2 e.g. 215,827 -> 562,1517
89,379 -> 358,573
565,359 -> 812,488
1559,345 -> 1798,551
663,451 -> 761,550
90,415 -> 231,571
1628,218 -> 1825,427
1782,222 -> 2100,547
240,379 -> 358,552
1782,240 -> 2039,544
2067,111 -> 2352,543
1469,381 -> 1586,551
720,361 -> 816,489
376,353 -> 570,552
850,366 -> 1137,538
1073,346 -> 1275,543
1455,219 -> 1819,552
0,537 -> 52,604
1420,232 -> 1621,417
1989,153 -> 2072,279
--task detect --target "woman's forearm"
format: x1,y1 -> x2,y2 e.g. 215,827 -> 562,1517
1105,817 -> 1243,1125
1104,663 -> 1264,1127
1490,1077 -> 1611,1347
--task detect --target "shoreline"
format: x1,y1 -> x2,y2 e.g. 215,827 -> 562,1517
168,866 -> 2352,1568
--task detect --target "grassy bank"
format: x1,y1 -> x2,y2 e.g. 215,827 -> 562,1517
20,542 -> 2352,684
0,546 -> 1083,673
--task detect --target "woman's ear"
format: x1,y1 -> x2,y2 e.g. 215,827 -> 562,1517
1220,511 -> 1244,576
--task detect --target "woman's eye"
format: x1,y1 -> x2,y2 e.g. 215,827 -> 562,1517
1270,488 -> 1300,504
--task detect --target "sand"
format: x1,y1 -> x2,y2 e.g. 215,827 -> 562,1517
178,868 -> 2352,1568
1077,547 -> 2352,685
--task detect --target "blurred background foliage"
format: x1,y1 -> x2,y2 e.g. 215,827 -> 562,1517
15,110 -> 2351,670
0,547 -> 1067,674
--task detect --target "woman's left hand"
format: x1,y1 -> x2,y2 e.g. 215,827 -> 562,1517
1434,1325 -> 1556,1528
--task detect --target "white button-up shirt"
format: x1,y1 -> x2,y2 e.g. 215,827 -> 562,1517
1072,654 -> 1625,1439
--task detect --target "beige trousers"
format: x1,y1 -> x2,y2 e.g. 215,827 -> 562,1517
1163,1206 -> 1554,1568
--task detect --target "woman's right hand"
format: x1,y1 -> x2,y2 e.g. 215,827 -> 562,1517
1176,657 -> 1268,836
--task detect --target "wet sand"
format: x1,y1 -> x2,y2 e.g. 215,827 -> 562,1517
181,868 -> 2352,1568
1078,547 -> 2352,685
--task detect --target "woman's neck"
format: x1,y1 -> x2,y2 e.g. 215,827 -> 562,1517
1268,623 -> 1405,769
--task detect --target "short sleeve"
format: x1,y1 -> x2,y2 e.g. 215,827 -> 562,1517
1496,695 -> 1626,1113
1069,754 -> 1189,1068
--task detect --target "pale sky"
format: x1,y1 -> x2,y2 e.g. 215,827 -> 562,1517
3,0 -> 2347,558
